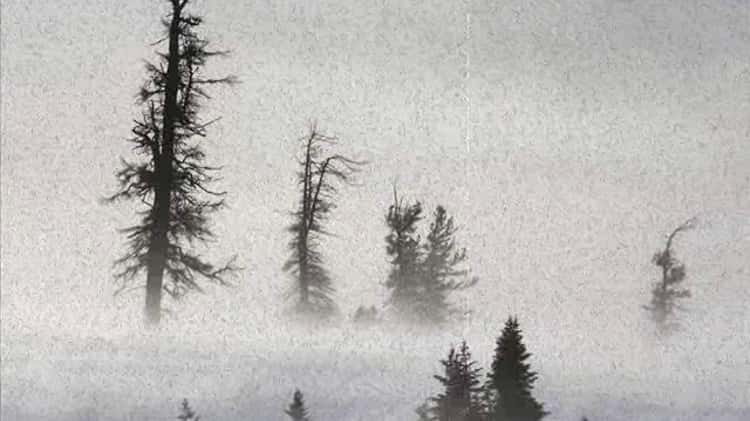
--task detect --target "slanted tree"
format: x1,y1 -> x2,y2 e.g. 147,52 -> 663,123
177,399 -> 200,421
486,317 -> 547,421
418,206 -> 478,324
384,186 -> 424,321
284,126 -> 363,318
427,341 -> 485,421
107,0 -> 237,325
285,389 -> 311,421
644,218 -> 695,331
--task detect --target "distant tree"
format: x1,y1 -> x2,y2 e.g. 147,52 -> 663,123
385,196 -> 476,325
418,206 -> 478,324
107,0 -> 237,325
284,126 -> 364,319
644,218 -> 695,330
353,305 -> 379,324
426,341 -> 486,421
486,317 -> 547,421
285,389 -> 311,421
177,399 -> 200,421
384,186 -> 425,321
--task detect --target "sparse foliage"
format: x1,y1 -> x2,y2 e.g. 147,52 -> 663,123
107,0 -> 237,324
284,126 -> 364,319
419,206 -> 478,323
644,218 -> 695,331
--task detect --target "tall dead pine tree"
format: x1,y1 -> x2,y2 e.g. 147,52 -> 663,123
108,0 -> 237,325
284,127 -> 363,318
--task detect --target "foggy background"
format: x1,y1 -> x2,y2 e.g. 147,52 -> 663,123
1,0 -> 749,420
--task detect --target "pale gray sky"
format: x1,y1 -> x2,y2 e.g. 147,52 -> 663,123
1,0 -> 749,419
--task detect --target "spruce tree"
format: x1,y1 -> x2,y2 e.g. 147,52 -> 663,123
418,206 -> 477,324
486,317 -> 547,421
177,399 -> 200,421
428,341 -> 486,421
107,0 -> 237,325
285,389 -> 311,421
284,126 -> 363,319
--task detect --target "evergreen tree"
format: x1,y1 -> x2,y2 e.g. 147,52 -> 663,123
385,197 -> 477,324
384,186 -> 424,321
644,218 -> 695,331
285,389 -> 311,421
428,341 -> 486,421
418,206 -> 477,324
284,126 -> 363,319
177,399 -> 200,421
107,0 -> 237,325
486,317 -> 547,421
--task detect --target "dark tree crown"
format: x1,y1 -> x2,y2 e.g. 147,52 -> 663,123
486,317 -> 547,421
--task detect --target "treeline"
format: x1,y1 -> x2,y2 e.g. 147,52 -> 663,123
107,0 -> 480,328
108,0 -> 695,333
171,317 -> 598,421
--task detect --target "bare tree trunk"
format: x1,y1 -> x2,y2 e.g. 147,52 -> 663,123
144,1 -> 182,325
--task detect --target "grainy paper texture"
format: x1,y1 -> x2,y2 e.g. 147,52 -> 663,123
1,0 -> 749,420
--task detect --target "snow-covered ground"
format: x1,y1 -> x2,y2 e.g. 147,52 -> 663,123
2,317 -> 748,421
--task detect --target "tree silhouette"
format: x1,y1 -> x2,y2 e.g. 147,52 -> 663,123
385,195 -> 476,325
428,341 -> 486,421
107,0 -> 238,325
644,218 -> 695,331
284,125 -> 364,319
486,317 -> 547,421
177,399 -> 200,421
384,186 -> 424,321
418,206 -> 477,324
285,389 -> 311,421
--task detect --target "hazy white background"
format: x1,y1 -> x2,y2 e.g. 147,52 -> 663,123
2,0 -> 749,420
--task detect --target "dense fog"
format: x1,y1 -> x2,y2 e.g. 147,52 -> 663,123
2,0 -> 749,420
